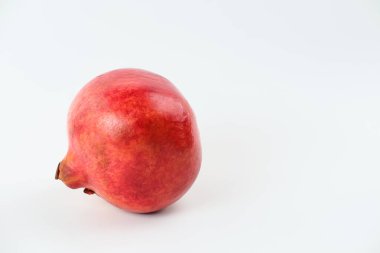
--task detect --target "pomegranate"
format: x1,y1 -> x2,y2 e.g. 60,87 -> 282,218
56,69 -> 201,213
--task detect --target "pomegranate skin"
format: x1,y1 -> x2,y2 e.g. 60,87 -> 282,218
56,69 -> 201,213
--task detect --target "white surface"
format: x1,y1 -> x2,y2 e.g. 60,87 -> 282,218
1,0 -> 380,252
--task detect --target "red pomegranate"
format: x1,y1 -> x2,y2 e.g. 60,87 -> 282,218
56,69 -> 201,213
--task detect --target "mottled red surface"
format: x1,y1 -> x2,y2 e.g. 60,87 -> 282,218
57,69 -> 201,213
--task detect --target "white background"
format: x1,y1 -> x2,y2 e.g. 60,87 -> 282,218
1,0 -> 380,252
